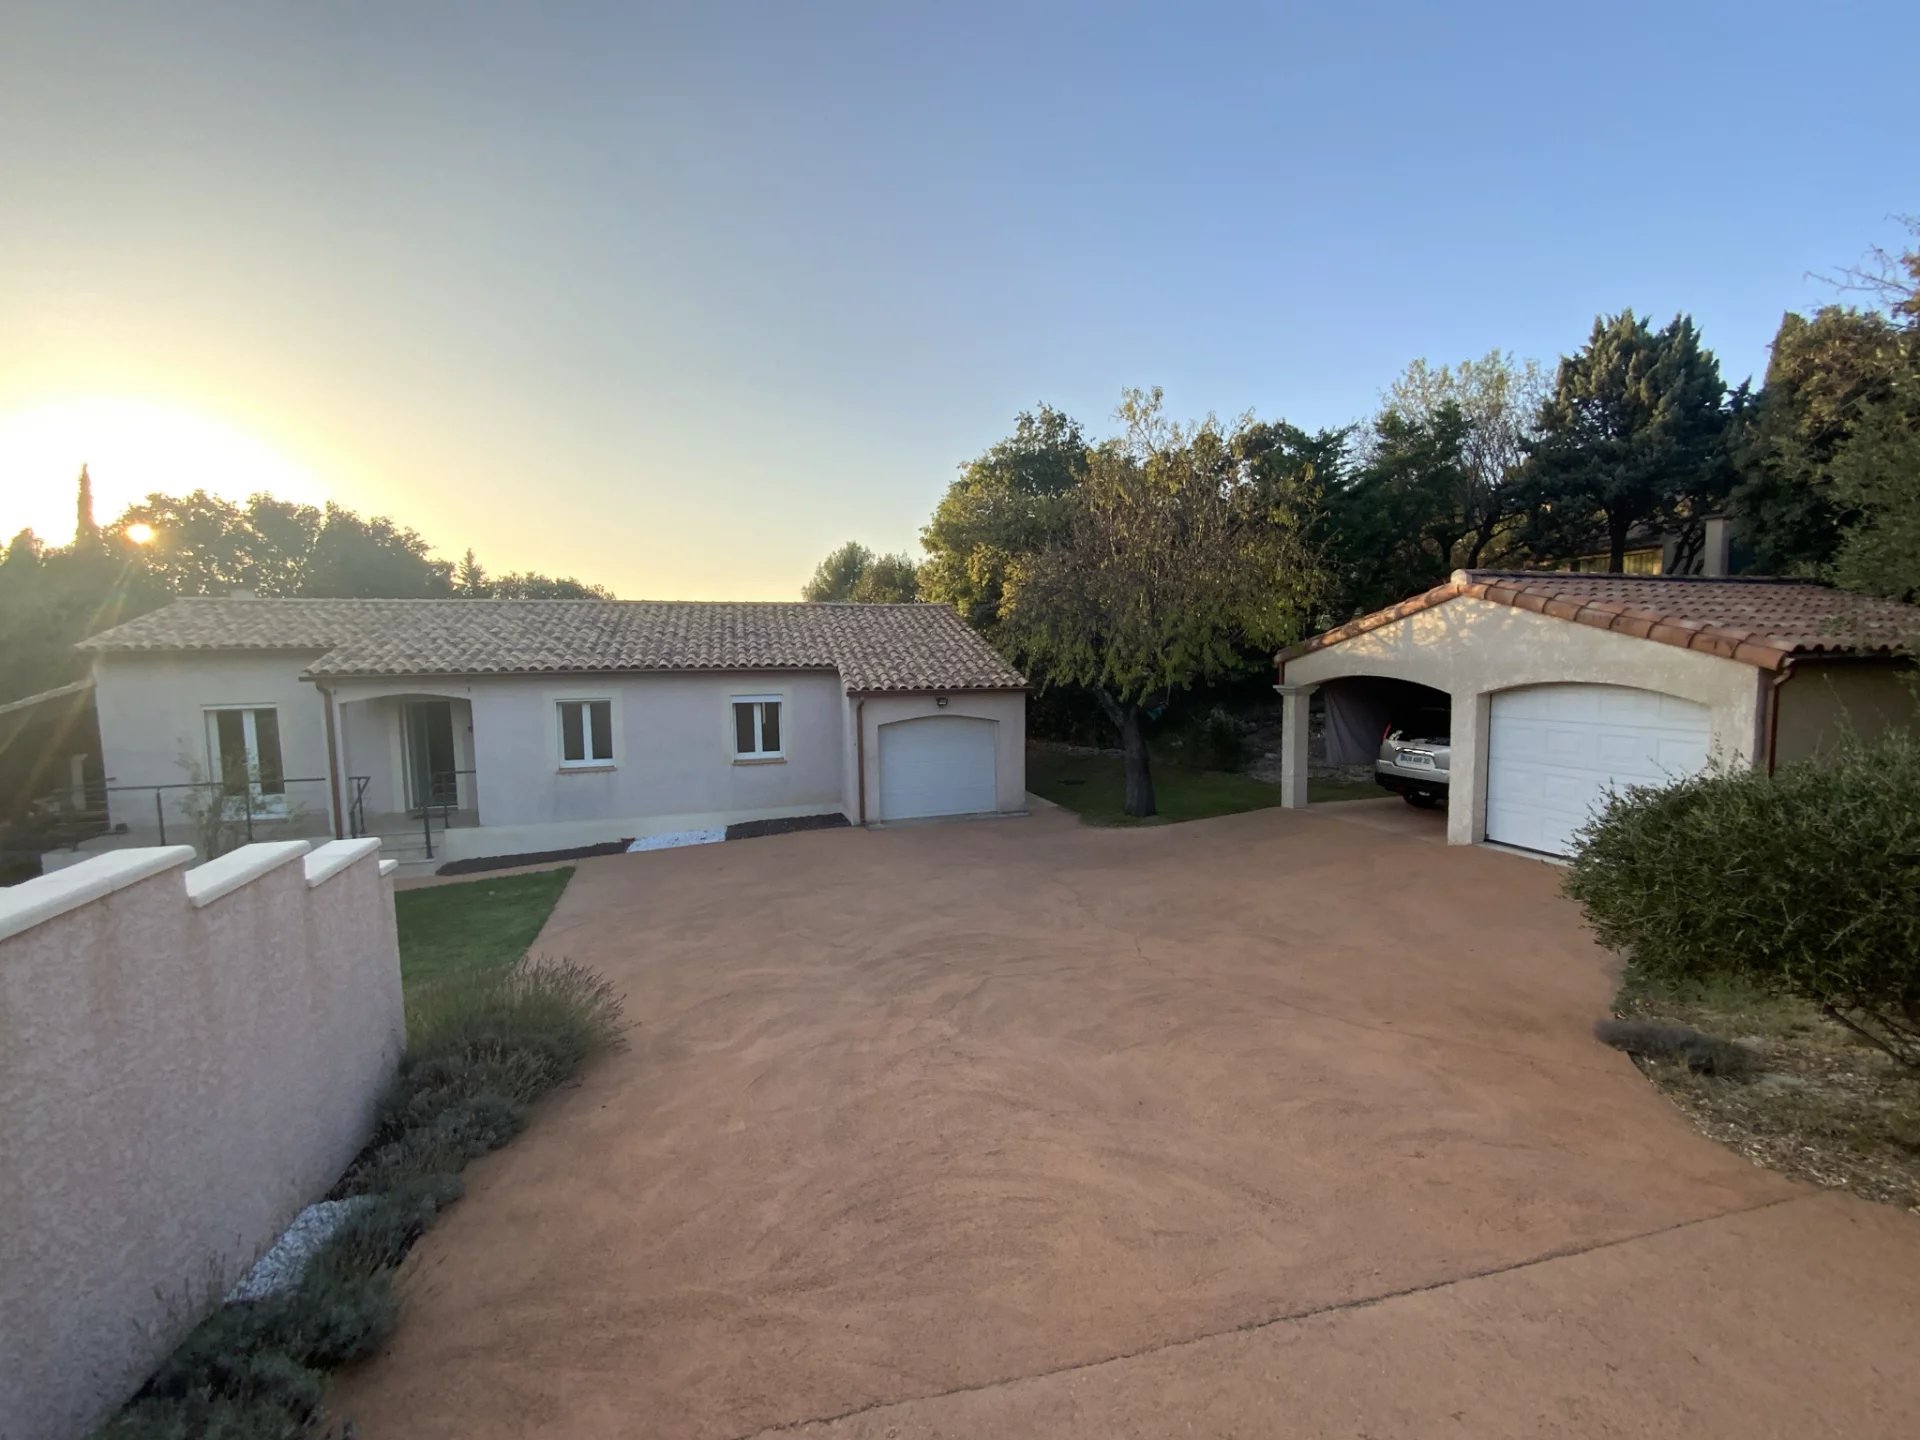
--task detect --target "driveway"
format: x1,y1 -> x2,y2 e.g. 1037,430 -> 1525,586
334,805 -> 1920,1438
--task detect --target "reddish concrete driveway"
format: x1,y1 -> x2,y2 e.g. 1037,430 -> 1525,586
335,805 -> 1920,1439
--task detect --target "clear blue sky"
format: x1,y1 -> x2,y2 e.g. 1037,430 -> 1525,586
2,1 -> 1912,596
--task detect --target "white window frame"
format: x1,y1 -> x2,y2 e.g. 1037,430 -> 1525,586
203,704 -> 288,817
731,694 -> 785,761
555,696 -> 617,770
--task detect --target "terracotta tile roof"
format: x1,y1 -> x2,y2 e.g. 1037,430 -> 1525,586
1278,570 -> 1920,672
78,598 -> 1027,693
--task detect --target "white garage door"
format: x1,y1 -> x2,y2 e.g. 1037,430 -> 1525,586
879,716 -> 998,821
1486,685 -> 1711,857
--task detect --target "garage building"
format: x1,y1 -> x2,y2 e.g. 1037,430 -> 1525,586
1274,570 -> 1920,857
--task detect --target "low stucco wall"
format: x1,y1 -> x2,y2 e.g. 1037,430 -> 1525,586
0,839 -> 404,1440
856,691 -> 1028,821
1281,596 -> 1767,844
1772,660 -> 1918,765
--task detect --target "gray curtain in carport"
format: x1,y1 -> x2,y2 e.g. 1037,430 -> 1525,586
1320,681 -> 1384,764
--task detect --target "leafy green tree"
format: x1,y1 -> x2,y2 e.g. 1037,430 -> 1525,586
1737,223 -> 1920,596
802,541 -> 875,601
1829,375 -> 1920,602
999,390 -> 1323,817
1326,402 -> 1476,615
1518,312 -> 1735,571
116,491 -> 263,594
849,551 -> 919,602
0,525 -> 165,703
1375,351 -> 1544,568
919,405 -> 1088,631
112,493 -> 453,597
802,540 -> 921,602
487,570 -> 614,599
301,504 -> 452,597
1732,306 -> 1907,575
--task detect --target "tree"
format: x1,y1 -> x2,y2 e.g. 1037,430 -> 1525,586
999,390 -> 1323,817
0,522 -> 166,703
919,405 -> 1088,631
1732,306 -> 1907,575
802,541 -> 875,601
300,504 -> 453,597
455,548 -> 489,596
1375,351 -> 1544,569
486,570 -> 614,599
849,551 -> 919,602
1518,312 -> 1735,571
74,464 -> 100,550
1829,374 -> 1920,602
801,541 -> 919,602
1325,402 -> 1476,615
1736,221 -> 1920,591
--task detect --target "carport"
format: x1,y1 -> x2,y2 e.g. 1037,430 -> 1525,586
1274,569 -> 1920,857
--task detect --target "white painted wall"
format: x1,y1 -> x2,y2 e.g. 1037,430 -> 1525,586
1280,596 -> 1767,845
90,650 -> 336,838
0,839 -> 403,1440
857,691 -> 1027,821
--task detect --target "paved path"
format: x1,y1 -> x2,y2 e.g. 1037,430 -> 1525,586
333,805 -> 1920,1438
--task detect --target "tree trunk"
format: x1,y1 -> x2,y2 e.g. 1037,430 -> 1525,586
1607,510 -> 1631,573
1094,688 -> 1157,818
1117,703 -> 1156,818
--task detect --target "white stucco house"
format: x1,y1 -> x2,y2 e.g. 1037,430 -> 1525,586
68,598 -> 1028,868
1274,570 -> 1919,858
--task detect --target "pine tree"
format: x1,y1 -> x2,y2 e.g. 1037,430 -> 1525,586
1519,312 -> 1734,571
454,548 -> 489,596
73,464 -> 100,549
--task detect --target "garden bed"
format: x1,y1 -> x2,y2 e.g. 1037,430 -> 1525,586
1612,970 -> 1920,1213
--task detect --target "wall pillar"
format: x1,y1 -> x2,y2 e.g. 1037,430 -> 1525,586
1274,683 -> 1318,808
1447,691 -> 1488,846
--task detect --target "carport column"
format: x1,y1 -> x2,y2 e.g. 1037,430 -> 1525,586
1274,683 -> 1318,808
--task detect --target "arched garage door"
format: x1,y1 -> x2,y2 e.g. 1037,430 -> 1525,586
1486,685 -> 1711,857
879,716 -> 998,821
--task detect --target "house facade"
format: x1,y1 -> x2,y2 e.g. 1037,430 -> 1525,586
70,599 -> 1028,868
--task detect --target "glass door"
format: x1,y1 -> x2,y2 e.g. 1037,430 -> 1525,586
206,707 -> 287,816
403,701 -> 459,813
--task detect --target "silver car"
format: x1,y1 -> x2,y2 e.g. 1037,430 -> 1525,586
1376,728 -> 1450,809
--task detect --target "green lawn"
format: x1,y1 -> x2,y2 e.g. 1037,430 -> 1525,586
1027,745 -> 1378,825
395,866 -> 576,994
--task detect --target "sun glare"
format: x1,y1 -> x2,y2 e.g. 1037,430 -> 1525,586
0,397 -> 331,544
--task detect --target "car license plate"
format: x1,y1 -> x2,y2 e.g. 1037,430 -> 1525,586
1399,752 -> 1434,768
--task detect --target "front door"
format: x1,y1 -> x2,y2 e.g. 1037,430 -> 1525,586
403,701 -> 459,813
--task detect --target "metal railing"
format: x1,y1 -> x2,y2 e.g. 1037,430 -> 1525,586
348,775 -> 372,839
416,769 -> 477,860
13,777 -> 336,857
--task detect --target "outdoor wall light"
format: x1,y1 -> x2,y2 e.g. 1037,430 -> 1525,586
935,695 -> 949,707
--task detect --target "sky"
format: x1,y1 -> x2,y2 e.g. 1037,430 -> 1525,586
2,1 -> 1914,599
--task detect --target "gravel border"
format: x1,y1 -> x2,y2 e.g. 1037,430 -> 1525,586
726,813 -> 851,841
435,840 -> 634,876
226,1197 -> 375,1303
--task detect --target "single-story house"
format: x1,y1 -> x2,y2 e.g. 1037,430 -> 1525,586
66,598 -> 1028,867
1274,569 -> 1920,858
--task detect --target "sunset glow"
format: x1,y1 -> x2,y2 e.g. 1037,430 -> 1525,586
0,398 -> 330,546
